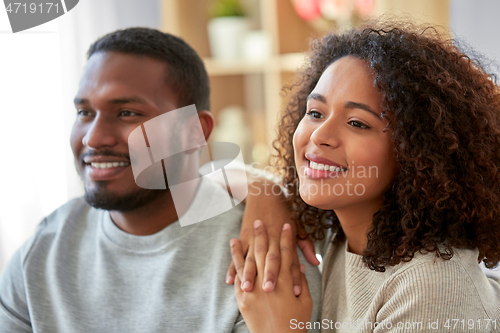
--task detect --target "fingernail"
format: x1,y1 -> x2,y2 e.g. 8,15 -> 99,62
254,220 -> 262,229
294,286 -> 301,296
283,223 -> 291,231
226,276 -> 234,284
242,281 -> 251,291
229,239 -> 236,247
263,281 -> 274,291
300,264 -> 305,274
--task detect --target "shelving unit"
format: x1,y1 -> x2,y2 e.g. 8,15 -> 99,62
161,0 -> 320,165
161,0 -> 450,165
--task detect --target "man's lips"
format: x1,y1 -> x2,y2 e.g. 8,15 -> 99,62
82,155 -> 131,181
83,155 -> 130,164
84,163 -> 130,181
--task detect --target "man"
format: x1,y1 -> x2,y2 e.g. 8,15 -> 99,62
0,28 -> 321,332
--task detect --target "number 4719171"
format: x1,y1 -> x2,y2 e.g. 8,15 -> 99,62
6,3 -> 59,14
443,319 -> 497,330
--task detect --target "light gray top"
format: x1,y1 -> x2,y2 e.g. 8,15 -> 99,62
321,240 -> 500,332
0,178 -> 321,332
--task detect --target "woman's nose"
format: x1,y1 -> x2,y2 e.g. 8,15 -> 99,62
310,118 -> 341,149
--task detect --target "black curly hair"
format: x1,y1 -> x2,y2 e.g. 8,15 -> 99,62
88,27 -> 210,111
273,21 -> 500,272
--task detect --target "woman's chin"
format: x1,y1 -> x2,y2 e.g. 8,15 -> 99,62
299,186 -> 336,210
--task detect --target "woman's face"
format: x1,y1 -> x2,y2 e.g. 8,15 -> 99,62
293,56 -> 396,211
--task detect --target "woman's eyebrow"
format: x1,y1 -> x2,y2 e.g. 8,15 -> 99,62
306,93 -> 327,104
345,101 -> 381,120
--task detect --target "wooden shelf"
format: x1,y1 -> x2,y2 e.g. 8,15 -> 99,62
161,0 -> 450,165
203,52 -> 307,76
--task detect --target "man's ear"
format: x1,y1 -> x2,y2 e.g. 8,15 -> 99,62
198,110 -> 214,142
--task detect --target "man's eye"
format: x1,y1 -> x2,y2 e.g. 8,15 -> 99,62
306,110 -> 324,119
77,110 -> 92,117
348,120 -> 369,129
120,110 -> 138,116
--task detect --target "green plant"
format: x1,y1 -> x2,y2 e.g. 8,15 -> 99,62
209,0 -> 245,18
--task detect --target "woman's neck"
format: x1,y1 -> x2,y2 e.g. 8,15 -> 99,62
334,200 -> 382,255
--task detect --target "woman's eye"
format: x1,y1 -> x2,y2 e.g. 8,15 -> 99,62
306,110 -> 324,119
348,120 -> 369,129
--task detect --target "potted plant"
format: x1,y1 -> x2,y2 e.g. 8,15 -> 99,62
207,0 -> 249,61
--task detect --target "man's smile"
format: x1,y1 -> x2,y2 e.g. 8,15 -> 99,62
82,154 -> 131,181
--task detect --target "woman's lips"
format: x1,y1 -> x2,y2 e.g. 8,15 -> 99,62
305,153 -> 347,169
304,166 -> 347,179
304,160 -> 348,179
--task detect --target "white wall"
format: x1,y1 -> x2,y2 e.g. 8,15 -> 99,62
0,0 -> 160,273
450,0 -> 500,78
450,0 -> 500,278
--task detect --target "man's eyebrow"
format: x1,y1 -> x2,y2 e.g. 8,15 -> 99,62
345,101 -> 381,119
306,93 -> 327,104
73,97 -> 88,105
108,96 -> 148,105
73,96 -> 148,105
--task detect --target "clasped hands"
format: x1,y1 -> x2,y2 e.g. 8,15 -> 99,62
225,180 -> 320,332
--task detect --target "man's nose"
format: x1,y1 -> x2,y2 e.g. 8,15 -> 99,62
82,114 -> 119,148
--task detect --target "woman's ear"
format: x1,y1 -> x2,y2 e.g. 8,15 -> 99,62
197,110 -> 214,142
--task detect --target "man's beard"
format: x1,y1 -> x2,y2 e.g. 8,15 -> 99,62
79,130 -> 188,212
82,154 -> 184,212
84,183 -> 167,212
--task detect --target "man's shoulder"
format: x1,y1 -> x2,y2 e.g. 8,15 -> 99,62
19,197 -> 97,260
48,196 -> 92,219
38,197 -> 94,233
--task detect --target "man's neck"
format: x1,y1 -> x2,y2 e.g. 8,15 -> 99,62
109,178 -> 201,235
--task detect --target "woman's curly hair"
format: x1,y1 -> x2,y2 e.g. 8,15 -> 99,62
273,21 -> 500,272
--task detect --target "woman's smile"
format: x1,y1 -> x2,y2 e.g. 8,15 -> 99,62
293,56 -> 396,211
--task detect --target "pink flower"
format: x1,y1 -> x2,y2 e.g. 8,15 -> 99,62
292,0 -> 322,22
355,0 -> 376,19
320,0 -> 355,21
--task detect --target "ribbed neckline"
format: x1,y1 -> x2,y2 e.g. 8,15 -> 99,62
100,178 -> 214,253
344,241 -> 368,270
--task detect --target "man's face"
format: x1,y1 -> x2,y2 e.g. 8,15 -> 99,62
70,51 -> 180,211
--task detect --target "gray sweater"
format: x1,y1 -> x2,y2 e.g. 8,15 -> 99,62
0,178 -> 251,332
320,240 -> 500,332
0,177 -> 322,332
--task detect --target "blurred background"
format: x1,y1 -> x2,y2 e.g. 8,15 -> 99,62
1,0 -> 499,274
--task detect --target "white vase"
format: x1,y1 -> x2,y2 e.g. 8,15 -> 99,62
207,17 -> 249,61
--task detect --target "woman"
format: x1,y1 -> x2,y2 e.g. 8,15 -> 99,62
229,21 -> 500,332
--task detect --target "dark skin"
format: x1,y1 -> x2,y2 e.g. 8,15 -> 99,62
225,179 -> 319,296
71,51 -> 315,285
70,51 -> 214,235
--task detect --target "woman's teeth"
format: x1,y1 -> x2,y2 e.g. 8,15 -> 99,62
309,161 -> 346,172
90,162 -> 129,169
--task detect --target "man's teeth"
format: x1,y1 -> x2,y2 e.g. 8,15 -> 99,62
309,161 -> 346,172
90,162 -> 129,169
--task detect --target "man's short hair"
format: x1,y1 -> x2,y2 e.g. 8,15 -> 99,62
87,27 -> 210,111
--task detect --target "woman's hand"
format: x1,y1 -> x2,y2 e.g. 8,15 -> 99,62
226,179 -> 320,296
231,221 -> 313,333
